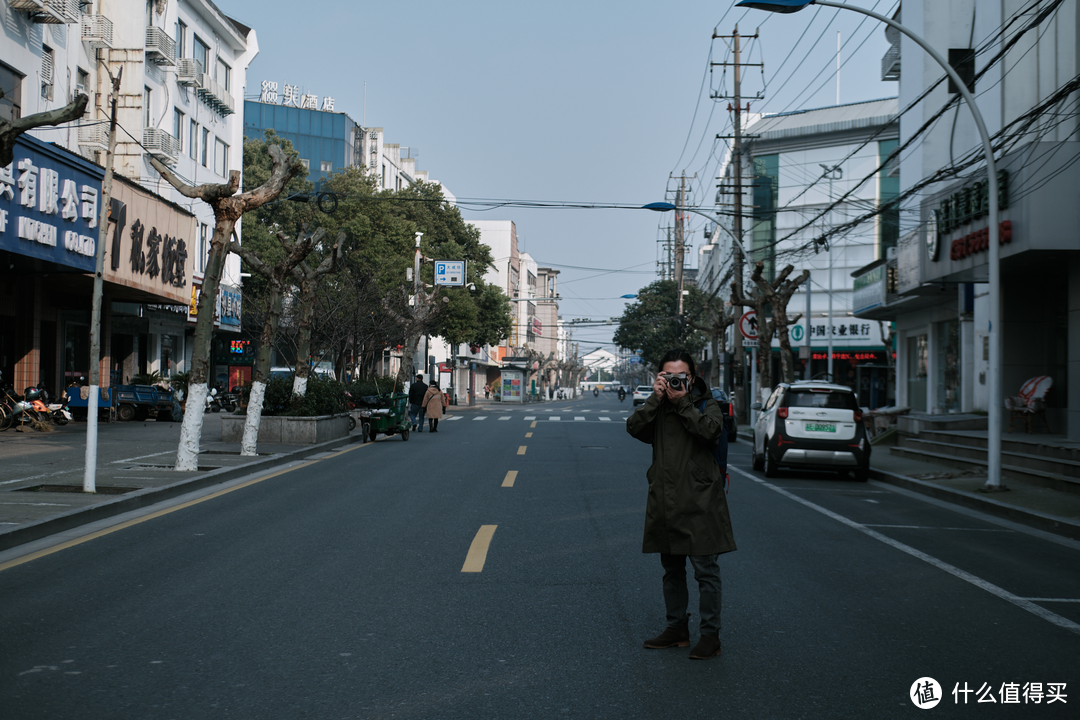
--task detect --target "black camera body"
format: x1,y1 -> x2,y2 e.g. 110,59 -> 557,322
665,373 -> 688,391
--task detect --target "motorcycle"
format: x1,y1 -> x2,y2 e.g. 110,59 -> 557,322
41,384 -> 71,424
618,387 -> 626,402
206,386 -> 222,413
219,387 -> 241,413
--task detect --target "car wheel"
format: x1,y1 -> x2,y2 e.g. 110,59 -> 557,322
763,438 -> 779,478
118,404 -> 135,422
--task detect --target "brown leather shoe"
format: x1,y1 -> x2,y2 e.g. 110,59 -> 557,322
643,615 -> 690,649
689,634 -> 722,659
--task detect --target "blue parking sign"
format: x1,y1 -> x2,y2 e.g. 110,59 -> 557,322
434,260 -> 466,286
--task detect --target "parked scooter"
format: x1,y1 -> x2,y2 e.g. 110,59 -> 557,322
34,383 -> 71,424
219,386 -> 241,413
206,386 -> 222,413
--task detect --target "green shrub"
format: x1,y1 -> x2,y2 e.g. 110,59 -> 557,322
344,375 -> 401,399
257,376 -> 350,417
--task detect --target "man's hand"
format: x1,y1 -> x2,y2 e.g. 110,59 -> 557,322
652,373 -> 667,400
666,379 -> 689,404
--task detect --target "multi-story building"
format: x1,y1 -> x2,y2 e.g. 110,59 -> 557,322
701,97 -> 900,408
852,1 -> 1079,435
2,0 -> 255,393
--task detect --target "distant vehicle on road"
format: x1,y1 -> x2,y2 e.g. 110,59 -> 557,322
632,385 -> 652,406
751,381 -> 869,481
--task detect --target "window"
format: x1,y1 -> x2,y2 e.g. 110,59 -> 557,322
198,222 -> 211,273
299,158 -> 310,170
173,109 -> 184,151
76,68 -> 89,98
189,120 -> 198,160
948,48 -> 976,95
143,86 -> 151,127
320,160 -> 332,173
193,36 -> 209,74
41,45 -> 54,100
175,19 -> 187,58
0,62 -> 22,122
215,57 -> 230,91
201,127 -> 209,167
214,137 -> 228,176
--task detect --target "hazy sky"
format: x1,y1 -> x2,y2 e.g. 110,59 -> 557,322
227,0 -> 898,352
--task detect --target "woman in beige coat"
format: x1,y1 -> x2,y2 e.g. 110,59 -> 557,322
423,382 -> 444,433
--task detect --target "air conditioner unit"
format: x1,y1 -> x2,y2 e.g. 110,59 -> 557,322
81,14 -> 113,49
177,58 -> 203,88
145,26 -> 176,66
78,123 -> 109,152
143,128 -> 179,166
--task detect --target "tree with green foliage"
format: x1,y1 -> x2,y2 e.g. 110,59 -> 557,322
613,280 -> 717,371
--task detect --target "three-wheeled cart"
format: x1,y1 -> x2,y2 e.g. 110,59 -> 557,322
354,393 -> 410,443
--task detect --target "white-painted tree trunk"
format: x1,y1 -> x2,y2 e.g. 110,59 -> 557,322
292,374 -> 308,397
241,380 -> 266,456
175,383 -> 208,471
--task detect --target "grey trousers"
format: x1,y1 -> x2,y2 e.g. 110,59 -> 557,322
660,553 -> 722,636
408,403 -> 426,429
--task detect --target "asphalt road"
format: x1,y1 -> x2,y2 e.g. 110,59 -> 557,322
2,393 -> 1078,719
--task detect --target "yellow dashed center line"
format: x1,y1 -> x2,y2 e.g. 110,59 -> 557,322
517,446 -> 527,455
530,421 -> 537,428
502,471 -> 517,487
525,432 -> 533,438
461,525 -> 498,572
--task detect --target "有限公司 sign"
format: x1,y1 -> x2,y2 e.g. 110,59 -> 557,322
0,135 -> 103,273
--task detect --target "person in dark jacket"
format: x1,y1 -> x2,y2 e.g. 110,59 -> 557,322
408,374 -> 428,432
626,349 -> 736,660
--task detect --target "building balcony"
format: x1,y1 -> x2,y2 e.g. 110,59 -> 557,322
196,74 -> 235,116
13,0 -> 79,23
143,128 -> 179,166
80,14 -> 113,49
881,41 -> 900,81
145,26 -> 176,66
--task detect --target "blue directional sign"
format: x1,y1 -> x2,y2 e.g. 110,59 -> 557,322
434,260 -> 466,286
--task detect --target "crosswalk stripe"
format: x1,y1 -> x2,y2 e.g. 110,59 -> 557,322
549,416 -> 561,421
445,416 -> 463,421
498,416 -> 511,421
473,416 -> 488,421
599,417 -> 611,422
574,417 -> 586,422
524,416 -> 536,420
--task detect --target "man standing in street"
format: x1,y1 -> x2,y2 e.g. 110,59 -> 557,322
408,373 -> 428,432
626,349 -> 736,660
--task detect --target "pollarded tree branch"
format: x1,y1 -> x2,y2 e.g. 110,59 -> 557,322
0,94 -> 89,167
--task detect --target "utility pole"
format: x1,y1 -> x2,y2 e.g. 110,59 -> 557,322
672,173 -> 696,318
713,24 -> 762,417
84,66 -> 122,494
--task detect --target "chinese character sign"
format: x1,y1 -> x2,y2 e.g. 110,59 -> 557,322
0,135 -> 102,272
260,80 -> 337,113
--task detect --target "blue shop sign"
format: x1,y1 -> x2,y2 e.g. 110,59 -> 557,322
218,284 -> 242,330
0,134 -> 104,272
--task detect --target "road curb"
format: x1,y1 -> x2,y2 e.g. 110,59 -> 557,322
0,432 -> 363,553
869,467 -> 1080,541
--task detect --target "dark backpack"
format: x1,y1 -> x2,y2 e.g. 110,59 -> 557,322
696,398 -> 730,494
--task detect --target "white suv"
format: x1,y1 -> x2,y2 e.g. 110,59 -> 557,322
632,386 -> 652,406
751,381 -> 870,481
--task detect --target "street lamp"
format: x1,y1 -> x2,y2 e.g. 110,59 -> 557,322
735,0 -> 1003,491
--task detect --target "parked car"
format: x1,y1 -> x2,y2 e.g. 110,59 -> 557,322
751,381 -> 870,481
709,388 -> 738,444
632,385 -> 652,406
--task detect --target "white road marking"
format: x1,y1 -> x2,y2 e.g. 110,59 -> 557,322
549,417 -> 561,422
865,524 -> 1014,532
499,416 -> 511,421
445,416 -> 463,421
524,416 -> 536,421
0,502 -> 72,507
111,450 -> 174,465
729,465 -> 1080,637
599,417 -> 612,422
473,416 -> 488,421
1024,598 -> 1080,603
575,417 -> 586,422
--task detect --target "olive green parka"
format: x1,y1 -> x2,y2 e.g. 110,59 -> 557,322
626,377 -> 737,556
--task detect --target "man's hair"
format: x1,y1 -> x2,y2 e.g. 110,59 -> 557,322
658,349 -> 696,376
416,374 -> 424,380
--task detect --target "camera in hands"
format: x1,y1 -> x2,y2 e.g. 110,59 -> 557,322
664,373 -> 688,391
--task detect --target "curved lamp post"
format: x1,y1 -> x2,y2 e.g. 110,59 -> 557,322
735,0 -> 1003,490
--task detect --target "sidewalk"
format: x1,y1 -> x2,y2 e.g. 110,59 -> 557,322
0,413 -> 362,552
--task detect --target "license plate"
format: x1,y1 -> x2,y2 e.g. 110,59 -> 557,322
805,422 -> 836,433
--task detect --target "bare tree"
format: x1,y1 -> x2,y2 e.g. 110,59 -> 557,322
290,237 -> 345,396
383,285 -> 450,385
732,261 -> 810,397
1,93 -> 88,166
148,145 -> 302,470
228,226 -> 324,455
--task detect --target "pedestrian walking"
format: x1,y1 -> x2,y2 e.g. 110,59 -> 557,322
408,373 -> 428,432
423,381 -> 444,433
484,383 -> 490,399
626,349 -> 735,660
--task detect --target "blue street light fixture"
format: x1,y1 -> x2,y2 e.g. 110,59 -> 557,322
620,294 -> 638,299
735,0 -> 1004,490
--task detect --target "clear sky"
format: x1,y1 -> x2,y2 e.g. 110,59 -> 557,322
227,0 -> 899,353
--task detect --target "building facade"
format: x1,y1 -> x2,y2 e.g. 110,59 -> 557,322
852,0 -> 1080,435
701,98 -> 900,408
